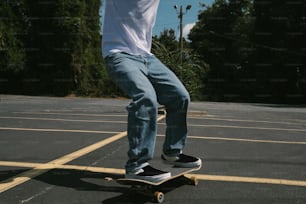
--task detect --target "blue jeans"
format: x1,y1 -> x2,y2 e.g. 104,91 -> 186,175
104,52 -> 190,173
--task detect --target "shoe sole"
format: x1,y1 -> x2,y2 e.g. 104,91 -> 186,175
125,172 -> 171,183
162,155 -> 202,168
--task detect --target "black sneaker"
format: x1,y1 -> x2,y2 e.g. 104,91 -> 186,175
161,153 -> 202,168
125,165 -> 171,182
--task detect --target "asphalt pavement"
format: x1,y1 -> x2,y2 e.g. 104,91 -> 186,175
0,95 -> 306,204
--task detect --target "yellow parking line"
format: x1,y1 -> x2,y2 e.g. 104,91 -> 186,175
156,134 -> 306,145
1,161 -> 305,188
58,164 -> 125,174
0,127 -> 120,134
0,161 -> 39,168
49,131 -> 127,165
187,174 -> 306,187
0,131 -> 127,193
0,161 -> 125,175
0,116 -> 126,124
189,124 -> 306,132
0,166 -> 49,194
0,115 -> 165,194
13,111 -> 127,117
189,116 -> 306,126
188,135 -> 306,145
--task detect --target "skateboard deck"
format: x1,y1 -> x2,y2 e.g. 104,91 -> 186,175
114,164 -> 201,203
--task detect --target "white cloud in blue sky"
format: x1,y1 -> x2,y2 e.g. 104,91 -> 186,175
182,23 -> 196,39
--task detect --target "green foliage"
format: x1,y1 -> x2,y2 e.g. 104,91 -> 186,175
153,29 -> 209,100
249,0 -> 306,103
0,0 -> 26,75
0,0 -> 111,96
1,0 -> 305,103
0,25 -> 25,74
189,0 -> 306,103
54,0 -> 108,96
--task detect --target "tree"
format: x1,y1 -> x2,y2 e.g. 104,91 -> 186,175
250,0 -> 306,103
190,0 -> 306,103
0,0 -> 28,94
189,0 -> 254,101
18,0 -> 108,96
54,0 -> 108,96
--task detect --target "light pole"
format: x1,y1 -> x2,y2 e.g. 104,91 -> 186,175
174,4 -> 192,64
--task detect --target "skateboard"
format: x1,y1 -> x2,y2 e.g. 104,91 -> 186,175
112,165 -> 201,203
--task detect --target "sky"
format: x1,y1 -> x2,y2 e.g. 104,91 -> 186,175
100,0 -> 214,38
154,0 -> 214,38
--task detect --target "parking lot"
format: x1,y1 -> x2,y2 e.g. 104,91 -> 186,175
0,95 -> 306,203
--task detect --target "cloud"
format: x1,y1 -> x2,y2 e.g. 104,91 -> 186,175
182,23 -> 196,39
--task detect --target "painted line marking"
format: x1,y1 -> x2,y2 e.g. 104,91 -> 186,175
0,161 -> 125,175
187,135 -> 306,145
2,115 -> 306,133
1,161 -> 305,187
189,116 -> 306,126
196,114 -> 306,125
0,127 -> 121,134
1,127 -> 305,145
0,131 -> 127,193
0,116 -> 127,124
0,115 -> 165,194
157,134 -> 306,145
13,111 -> 127,117
20,186 -> 54,204
186,174 -> 306,187
189,124 -> 306,132
15,110 -> 305,127
187,111 -> 207,117
2,124 -> 306,134
0,161 -> 39,168
48,131 -> 127,165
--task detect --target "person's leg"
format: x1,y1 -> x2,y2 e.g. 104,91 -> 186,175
105,52 -> 157,171
146,55 -> 189,155
104,52 -> 171,180
147,56 -> 201,167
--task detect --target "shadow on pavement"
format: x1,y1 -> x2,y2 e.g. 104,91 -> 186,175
18,168 -> 190,203
0,169 -> 31,183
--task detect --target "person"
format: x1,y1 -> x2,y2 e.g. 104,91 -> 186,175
102,0 -> 201,182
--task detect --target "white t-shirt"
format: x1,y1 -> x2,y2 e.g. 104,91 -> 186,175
102,0 -> 160,57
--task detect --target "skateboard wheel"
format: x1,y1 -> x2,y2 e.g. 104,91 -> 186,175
190,176 -> 198,186
154,191 -> 164,203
